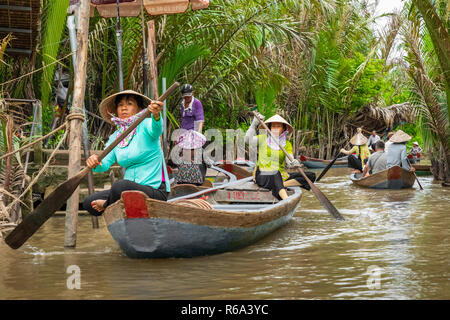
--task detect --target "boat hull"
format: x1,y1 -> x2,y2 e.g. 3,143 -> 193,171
302,157 -> 348,169
107,212 -> 295,258
103,186 -> 302,258
350,166 -> 416,189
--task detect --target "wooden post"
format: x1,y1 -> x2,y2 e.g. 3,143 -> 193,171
65,0 -> 90,248
146,20 -> 158,99
146,19 -> 165,154
68,13 -> 98,229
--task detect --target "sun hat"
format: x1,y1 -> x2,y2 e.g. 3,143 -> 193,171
413,141 -> 419,146
389,130 -> 411,143
177,130 -> 206,149
350,128 -> 368,146
99,90 -> 151,124
260,114 -> 293,133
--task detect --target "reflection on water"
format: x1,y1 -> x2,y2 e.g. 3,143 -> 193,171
0,168 -> 449,299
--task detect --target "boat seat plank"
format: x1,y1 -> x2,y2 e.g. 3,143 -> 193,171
224,181 -> 265,191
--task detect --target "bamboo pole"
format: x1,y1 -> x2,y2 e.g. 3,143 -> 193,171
146,19 -> 165,154
147,20 -> 158,99
33,101 -> 43,165
65,0 -> 90,248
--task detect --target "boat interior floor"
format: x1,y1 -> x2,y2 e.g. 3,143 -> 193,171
169,180 -> 298,206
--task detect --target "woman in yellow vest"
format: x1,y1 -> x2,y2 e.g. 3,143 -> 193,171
245,112 -> 316,200
340,128 -> 371,173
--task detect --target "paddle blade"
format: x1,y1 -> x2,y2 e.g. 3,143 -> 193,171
4,169 -> 88,249
296,167 -> 345,221
309,183 -> 345,221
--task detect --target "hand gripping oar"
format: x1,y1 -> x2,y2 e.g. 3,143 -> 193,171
315,152 -> 342,182
252,111 -> 344,221
5,82 -> 180,249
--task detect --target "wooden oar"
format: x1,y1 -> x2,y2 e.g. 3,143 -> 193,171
5,82 -> 180,249
252,111 -> 344,221
407,159 -> 423,190
315,152 -> 342,182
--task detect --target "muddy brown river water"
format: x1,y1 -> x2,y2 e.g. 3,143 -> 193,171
0,168 -> 449,299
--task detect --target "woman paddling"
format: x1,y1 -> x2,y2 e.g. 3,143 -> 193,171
245,112 -> 316,200
340,128 -> 370,174
83,90 -> 170,215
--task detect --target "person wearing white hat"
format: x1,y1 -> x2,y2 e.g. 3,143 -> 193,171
340,128 -> 371,173
245,112 -> 316,200
408,141 -> 422,164
83,90 -> 170,215
386,130 -> 415,171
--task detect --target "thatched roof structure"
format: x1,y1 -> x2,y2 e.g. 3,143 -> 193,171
0,0 -> 41,56
350,102 -> 417,135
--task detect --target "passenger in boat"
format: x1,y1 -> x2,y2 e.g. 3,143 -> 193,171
340,128 -> 371,174
384,131 -> 395,152
367,130 -> 380,151
408,141 -> 422,164
174,129 -> 214,186
82,90 -> 170,216
362,140 -> 387,177
180,84 -> 204,133
386,130 -> 415,172
245,112 -> 316,200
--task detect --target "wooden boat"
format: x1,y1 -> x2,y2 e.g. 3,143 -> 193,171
350,166 -> 416,189
412,163 -> 433,176
102,179 -> 302,258
301,156 -> 348,169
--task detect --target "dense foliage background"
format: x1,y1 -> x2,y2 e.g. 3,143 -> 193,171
0,0 -> 449,181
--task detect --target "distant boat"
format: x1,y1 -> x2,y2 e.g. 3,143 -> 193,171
103,178 -> 303,258
301,156 -> 348,169
412,164 -> 433,176
350,166 -> 416,189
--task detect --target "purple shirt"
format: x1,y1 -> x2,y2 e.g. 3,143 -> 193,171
180,97 -> 204,131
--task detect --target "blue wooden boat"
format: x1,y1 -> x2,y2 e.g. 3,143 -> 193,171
350,166 -> 416,189
301,156 -> 348,169
103,180 -> 302,258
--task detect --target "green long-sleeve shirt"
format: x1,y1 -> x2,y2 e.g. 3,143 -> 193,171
93,114 -> 170,193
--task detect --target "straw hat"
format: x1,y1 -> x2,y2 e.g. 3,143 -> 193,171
413,141 -> 419,146
389,130 -> 411,143
350,128 -> 368,146
99,90 -> 151,124
260,114 -> 293,133
177,130 -> 206,149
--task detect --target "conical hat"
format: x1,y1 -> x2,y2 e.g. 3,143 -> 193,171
99,90 -> 151,124
350,128 -> 368,146
389,130 -> 411,143
260,114 -> 293,133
